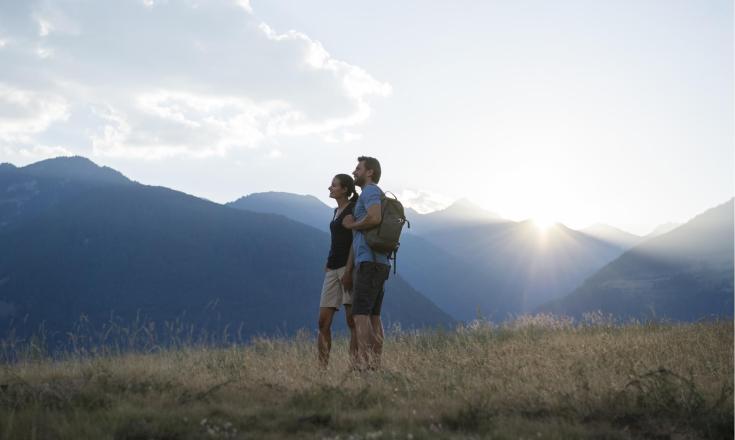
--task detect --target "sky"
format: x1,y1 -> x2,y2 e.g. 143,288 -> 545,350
0,0 -> 732,235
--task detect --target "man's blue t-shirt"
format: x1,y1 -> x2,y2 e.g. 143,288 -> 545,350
352,183 -> 390,266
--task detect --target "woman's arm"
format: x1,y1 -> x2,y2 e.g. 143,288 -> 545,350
341,247 -> 354,290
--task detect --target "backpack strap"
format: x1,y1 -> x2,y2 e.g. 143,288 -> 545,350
371,185 -> 387,265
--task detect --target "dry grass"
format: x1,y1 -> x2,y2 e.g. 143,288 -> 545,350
0,315 -> 731,439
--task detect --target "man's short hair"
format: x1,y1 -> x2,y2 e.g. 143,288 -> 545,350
358,156 -> 381,183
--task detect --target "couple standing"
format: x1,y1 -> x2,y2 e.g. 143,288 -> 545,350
318,156 -> 390,370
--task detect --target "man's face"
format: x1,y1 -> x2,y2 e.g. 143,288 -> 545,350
353,161 -> 370,187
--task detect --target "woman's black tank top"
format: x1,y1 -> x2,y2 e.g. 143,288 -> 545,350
327,201 -> 355,269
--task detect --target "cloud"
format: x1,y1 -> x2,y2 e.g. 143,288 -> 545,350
91,91 -> 286,159
396,189 -> 454,214
0,84 -> 69,144
258,23 -> 392,138
37,18 -> 52,37
18,144 -> 73,158
234,0 -> 253,14
0,0 -> 390,161
266,149 -> 283,159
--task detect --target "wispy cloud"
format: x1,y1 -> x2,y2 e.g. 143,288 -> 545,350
18,144 -> 72,158
0,84 -> 69,144
234,0 -> 253,14
0,0 -> 391,161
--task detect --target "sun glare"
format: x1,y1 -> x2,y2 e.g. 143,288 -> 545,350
533,216 -> 556,231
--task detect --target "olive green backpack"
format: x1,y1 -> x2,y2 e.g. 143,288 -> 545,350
365,189 -> 411,273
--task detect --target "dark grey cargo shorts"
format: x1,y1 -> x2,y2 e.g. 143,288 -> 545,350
352,261 -> 390,316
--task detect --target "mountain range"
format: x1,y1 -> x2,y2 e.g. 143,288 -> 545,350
231,193 -> 643,319
229,188 -> 733,322
1,155 -> 731,336
0,157 -> 453,342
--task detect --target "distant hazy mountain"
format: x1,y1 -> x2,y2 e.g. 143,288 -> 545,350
645,222 -> 682,238
406,198 -> 504,233
227,192 -> 330,232
581,223 -> 642,249
0,157 -> 453,341
540,199 -> 734,321
408,205 -> 634,312
418,220 -> 633,311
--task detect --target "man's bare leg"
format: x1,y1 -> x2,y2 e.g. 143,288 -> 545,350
369,315 -> 384,369
353,314 -> 374,369
317,307 -> 336,368
344,305 -> 358,367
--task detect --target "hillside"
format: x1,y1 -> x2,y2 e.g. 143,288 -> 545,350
541,198 -> 734,320
581,223 -> 643,249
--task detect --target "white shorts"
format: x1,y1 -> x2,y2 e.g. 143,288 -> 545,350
319,266 -> 353,309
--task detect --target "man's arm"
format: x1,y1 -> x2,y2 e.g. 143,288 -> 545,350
342,203 -> 381,230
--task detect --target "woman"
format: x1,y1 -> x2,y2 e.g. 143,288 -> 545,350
318,173 -> 358,368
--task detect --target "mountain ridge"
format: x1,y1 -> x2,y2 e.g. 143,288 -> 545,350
0,157 -> 454,340
539,198 -> 734,320
227,191 -> 638,319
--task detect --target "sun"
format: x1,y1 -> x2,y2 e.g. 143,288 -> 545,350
533,215 -> 557,231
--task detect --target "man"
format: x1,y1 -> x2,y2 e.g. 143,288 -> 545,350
342,156 -> 390,370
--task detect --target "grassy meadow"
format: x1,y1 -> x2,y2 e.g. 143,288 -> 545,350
0,314 -> 731,439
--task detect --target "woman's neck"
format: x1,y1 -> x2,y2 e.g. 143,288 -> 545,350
336,197 -> 349,209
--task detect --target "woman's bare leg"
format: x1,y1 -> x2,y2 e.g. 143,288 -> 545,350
317,307 -> 336,368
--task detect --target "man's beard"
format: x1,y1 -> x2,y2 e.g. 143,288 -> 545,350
354,175 -> 365,186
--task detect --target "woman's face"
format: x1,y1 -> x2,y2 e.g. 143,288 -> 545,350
328,177 -> 346,199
